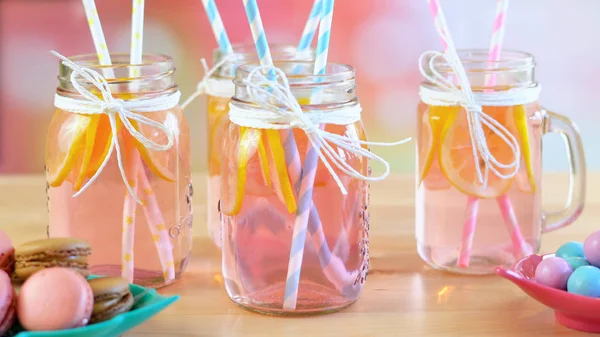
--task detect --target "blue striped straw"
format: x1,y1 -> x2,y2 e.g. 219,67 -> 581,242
201,0 -> 233,54
297,0 -> 323,57
283,0 -> 336,311
242,0 -> 274,68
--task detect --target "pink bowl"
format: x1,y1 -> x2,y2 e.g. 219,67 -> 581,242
496,254 -> 600,333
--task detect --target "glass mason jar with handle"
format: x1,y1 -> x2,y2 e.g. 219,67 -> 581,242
220,61 -> 380,316
200,44 -> 314,248
416,49 -> 586,275
46,52 -> 192,288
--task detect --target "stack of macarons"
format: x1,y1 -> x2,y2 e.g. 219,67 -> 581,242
0,232 -> 135,335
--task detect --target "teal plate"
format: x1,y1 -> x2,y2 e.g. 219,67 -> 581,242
10,276 -> 179,337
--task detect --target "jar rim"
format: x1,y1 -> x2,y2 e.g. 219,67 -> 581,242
432,49 -> 535,73
234,61 -> 355,86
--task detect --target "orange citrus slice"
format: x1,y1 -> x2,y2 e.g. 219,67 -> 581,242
46,111 -> 93,187
208,96 -> 230,176
73,115 -> 101,191
439,107 -> 516,199
265,130 -> 297,214
257,131 -> 272,188
419,105 -> 460,189
221,127 -> 261,216
85,115 -> 114,178
129,113 -> 177,182
513,104 -> 536,192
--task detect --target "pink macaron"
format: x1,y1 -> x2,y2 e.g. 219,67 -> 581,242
18,267 -> 94,331
0,271 -> 16,335
0,230 -> 14,275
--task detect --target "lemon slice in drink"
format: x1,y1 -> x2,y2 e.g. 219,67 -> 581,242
47,111 -> 93,187
439,107 -> 515,199
265,130 -> 297,214
513,105 -> 536,192
419,106 -> 461,186
129,113 -> 177,182
85,115 -> 114,178
221,127 -> 262,216
257,131 -> 272,188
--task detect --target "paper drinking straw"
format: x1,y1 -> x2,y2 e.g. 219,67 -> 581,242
297,0 -> 323,57
129,0 -> 176,282
122,152 -> 140,283
201,0 -> 233,54
458,0 -> 530,267
138,165 -> 176,281
241,0 -> 354,309
81,0 -> 115,78
283,0 -> 336,310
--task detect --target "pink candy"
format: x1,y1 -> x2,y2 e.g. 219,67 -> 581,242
584,231 -> 600,267
534,257 -> 573,290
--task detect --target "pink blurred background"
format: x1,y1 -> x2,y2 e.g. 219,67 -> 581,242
1,0 -> 599,174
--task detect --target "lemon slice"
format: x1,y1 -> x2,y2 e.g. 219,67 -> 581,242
73,115 -> 101,191
85,115 -> 114,178
257,131 -> 272,188
221,127 -> 261,216
47,112 -> 92,187
438,107 -> 514,199
129,115 -> 176,182
419,106 -> 460,186
513,105 -> 536,192
265,130 -> 297,214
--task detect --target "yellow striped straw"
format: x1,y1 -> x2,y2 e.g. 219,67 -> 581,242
130,0 -> 145,77
81,0 -> 114,78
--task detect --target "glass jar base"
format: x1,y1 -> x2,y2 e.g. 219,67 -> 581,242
226,280 -> 357,316
91,254 -> 190,288
417,242 -> 514,275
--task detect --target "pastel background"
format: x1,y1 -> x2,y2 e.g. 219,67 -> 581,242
1,0 -> 599,174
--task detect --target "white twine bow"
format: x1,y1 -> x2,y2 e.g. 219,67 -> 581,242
233,65 -> 411,195
180,54 -> 239,110
418,51 -> 521,189
51,51 -> 179,204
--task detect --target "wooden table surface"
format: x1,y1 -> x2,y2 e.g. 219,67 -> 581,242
1,172 -> 598,337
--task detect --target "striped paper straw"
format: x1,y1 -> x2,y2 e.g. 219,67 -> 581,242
283,0 -> 336,311
201,0 -> 233,54
242,0 -> 274,69
297,0 -> 323,57
122,152 -> 140,283
81,0 -> 114,78
138,165 -> 176,281
130,0 -> 145,77
128,0 -> 176,282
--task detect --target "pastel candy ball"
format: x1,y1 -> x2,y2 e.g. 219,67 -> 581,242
584,231 -> 600,267
556,241 -> 585,259
565,257 -> 591,270
534,256 -> 573,290
567,266 -> 600,297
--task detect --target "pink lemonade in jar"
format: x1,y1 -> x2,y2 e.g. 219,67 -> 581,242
416,103 -> 542,274
220,61 -> 371,315
46,54 -> 193,288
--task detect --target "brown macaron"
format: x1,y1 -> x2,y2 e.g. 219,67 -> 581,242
88,277 -> 134,324
14,238 -> 91,281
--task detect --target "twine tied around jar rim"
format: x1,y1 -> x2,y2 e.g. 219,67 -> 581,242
51,51 -> 181,203
227,65 -> 411,195
418,50 -> 523,189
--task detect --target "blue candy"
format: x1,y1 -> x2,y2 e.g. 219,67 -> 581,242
567,266 -> 600,297
565,257 -> 591,270
556,241 -> 585,259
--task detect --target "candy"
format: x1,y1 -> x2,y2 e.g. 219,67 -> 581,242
556,241 -> 585,259
534,256 -> 573,290
567,266 -> 600,297
584,230 -> 600,267
565,257 -> 591,270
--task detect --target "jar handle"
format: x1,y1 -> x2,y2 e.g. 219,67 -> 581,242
541,110 -> 586,233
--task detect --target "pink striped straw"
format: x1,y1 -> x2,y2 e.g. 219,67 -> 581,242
458,0 -> 530,267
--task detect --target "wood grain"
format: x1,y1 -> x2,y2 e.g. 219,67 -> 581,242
1,173 -> 598,336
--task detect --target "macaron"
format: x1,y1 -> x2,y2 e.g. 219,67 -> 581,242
0,231 -> 14,276
15,238 -> 91,280
0,271 -> 16,335
88,277 -> 134,324
18,267 -> 94,331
